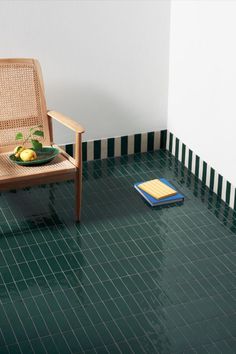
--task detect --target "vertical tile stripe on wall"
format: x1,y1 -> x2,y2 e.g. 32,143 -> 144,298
121,136 -> 128,155
63,130 -> 168,163
165,131 -> 236,211
70,131 -> 165,162
160,130 -> 167,149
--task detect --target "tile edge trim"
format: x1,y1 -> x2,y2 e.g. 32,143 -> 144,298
60,130 -> 167,162
165,130 -> 236,212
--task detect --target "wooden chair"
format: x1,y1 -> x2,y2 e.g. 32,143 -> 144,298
0,58 -> 85,221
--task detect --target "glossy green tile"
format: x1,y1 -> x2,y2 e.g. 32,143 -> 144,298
121,136 -> 128,155
226,181 -> 231,205
188,149 -> 193,170
94,140 -> 101,160
91,323 -> 114,346
234,189 -> 236,211
217,174 -> 223,197
52,333 -> 71,353
169,132 -> 173,153
160,130 -> 167,150
65,143 -> 73,157
107,138 -> 115,157
201,161 -> 207,185
0,149 -> 235,353
210,167 -> 215,190
134,134 -> 141,153
147,132 -> 154,151
6,343 -> 22,354
195,155 -> 200,178
175,137 -> 179,158
82,141 -> 87,161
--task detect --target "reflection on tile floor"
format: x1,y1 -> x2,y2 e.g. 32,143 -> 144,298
0,150 -> 235,353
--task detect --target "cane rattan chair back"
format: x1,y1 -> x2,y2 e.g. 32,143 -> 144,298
0,58 -> 85,221
0,58 -> 50,152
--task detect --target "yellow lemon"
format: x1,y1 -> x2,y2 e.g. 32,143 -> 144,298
14,146 -> 25,158
20,149 -> 37,162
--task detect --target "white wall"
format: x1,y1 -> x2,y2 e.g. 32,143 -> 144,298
168,1 -> 236,186
0,0 -> 170,144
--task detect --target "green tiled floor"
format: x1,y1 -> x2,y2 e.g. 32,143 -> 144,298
0,150 -> 235,353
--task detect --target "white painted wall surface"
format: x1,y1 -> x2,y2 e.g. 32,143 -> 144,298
168,1 -> 236,186
0,0 -> 170,144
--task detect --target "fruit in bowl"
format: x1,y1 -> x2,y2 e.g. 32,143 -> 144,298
14,145 -> 25,158
20,149 -> 37,162
10,126 -> 59,166
13,125 -> 44,161
13,145 -> 37,162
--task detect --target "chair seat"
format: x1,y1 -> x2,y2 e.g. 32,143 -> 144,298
0,151 -> 76,184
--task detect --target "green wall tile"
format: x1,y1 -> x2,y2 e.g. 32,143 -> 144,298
82,142 -> 87,162
202,161 -> 207,185
195,156 -> 200,178
160,130 -> 167,149
181,143 -> 186,165
188,149 -> 193,171
134,134 -> 141,153
147,132 -> 154,151
65,144 -> 73,157
175,138 -> 179,158
121,136 -> 128,155
217,174 -> 223,198
107,138 -> 115,157
226,181 -> 231,205
94,140 -> 101,160
169,133 -> 173,153
210,168 -> 215,191
234,189 -> 236,211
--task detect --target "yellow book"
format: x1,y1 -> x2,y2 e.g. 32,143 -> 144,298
138,179 -> 177,200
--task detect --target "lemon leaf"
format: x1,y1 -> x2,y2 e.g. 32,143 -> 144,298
15,132 -> 23,140
31,139 -> 42,151
33,130 -> 44,137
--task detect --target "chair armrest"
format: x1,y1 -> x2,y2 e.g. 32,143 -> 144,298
47,110 -> 85,133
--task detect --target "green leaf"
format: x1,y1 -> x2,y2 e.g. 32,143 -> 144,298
32,130 -> 44,137
30,125 -> 43,132
31,139 -> 42,151
15,132 -> 23,140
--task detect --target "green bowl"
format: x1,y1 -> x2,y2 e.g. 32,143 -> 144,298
9,147 -> 60,166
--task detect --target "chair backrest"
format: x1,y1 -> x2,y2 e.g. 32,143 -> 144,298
0,58 -> 51,152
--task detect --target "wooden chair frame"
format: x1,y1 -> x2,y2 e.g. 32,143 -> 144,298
0,58 -> 85,221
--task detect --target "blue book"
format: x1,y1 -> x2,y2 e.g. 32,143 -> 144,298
134,178 -> 184,207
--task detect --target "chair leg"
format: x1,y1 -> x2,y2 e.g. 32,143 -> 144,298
75,168 -> 82,221
74,133 -> 83,222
